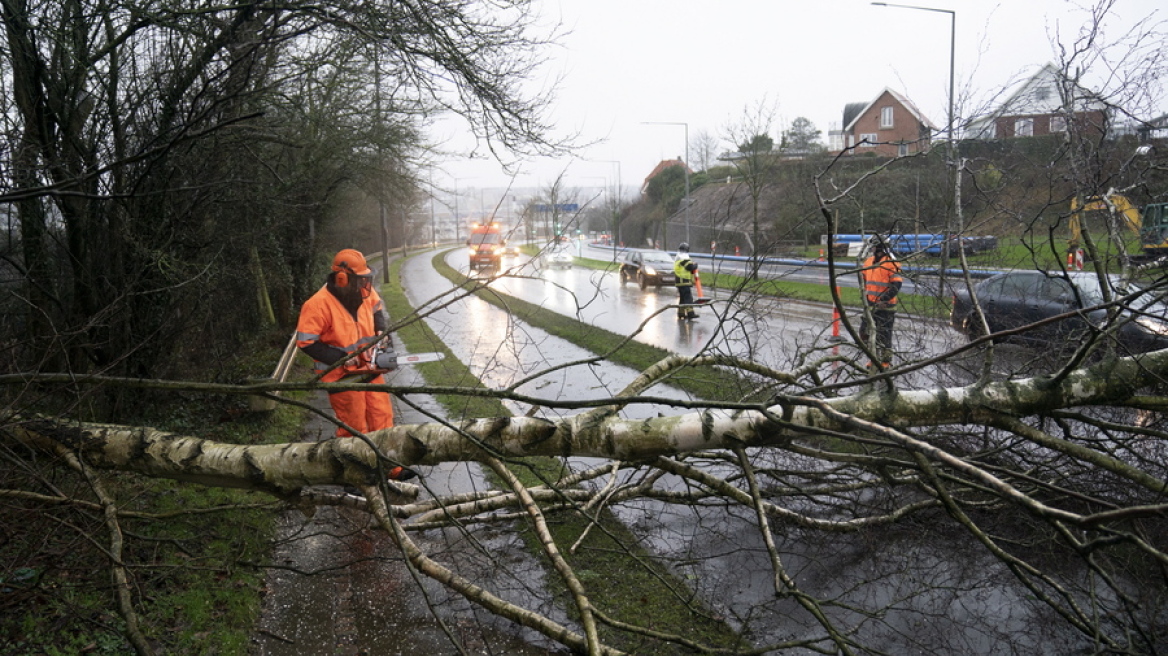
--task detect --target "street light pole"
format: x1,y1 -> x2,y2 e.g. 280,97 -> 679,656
589,159 -> 623,261
451,177 -> 478,242
428,171 -> 437,247
872,2 -> 956,287
642,121 -> 690,247
871,3 -> 954,148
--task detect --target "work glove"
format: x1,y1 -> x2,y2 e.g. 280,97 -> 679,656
375,344 -> 398,371
343,352 -> 369,372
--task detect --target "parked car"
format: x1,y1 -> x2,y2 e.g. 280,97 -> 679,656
950,270 -> 1168,353
545,244 -> 573,269
619,250 -> 677,289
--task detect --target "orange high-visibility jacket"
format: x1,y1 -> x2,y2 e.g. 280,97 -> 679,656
861,255 -> 903,306
296,286 -> 386,382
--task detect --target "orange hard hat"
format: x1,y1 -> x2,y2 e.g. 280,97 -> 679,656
332,249 -> 371,276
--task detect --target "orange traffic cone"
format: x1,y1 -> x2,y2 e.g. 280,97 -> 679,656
828,288 -> 844,342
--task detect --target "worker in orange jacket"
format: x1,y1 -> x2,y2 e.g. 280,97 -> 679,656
296,248 -> 415,480
858,236 -> 903,367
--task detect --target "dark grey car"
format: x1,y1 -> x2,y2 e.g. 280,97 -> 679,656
950,270 -> 1168,354
619,250 -> 678,289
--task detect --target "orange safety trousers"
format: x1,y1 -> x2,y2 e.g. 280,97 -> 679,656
328,376 -> 394,437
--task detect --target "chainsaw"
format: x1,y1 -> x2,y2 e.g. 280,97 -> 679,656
342,341 -> 445,378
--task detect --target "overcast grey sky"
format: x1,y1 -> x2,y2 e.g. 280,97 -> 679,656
430,0 -> 1166,199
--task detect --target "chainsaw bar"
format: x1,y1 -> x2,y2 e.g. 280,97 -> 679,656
397,352 -> 445,365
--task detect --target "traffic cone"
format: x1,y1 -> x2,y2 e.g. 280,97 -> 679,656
828,288 -> 844,343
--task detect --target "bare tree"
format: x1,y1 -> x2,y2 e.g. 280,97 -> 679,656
4,3 -> 1168,656
722,98 -> 780,264
689,128 -> 721,173
0,0 -> 561,397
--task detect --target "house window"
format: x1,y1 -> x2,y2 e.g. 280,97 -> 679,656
1049,115 -> 1067,133
1035,86 -> 1051,102
858,133 -> 878,147
1015,118 -> 1034,137
880,106 -> 894,129
898,143 -> 909,157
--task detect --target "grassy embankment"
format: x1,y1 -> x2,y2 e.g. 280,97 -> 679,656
380,251 -> 748,654
0,335 -> 303,655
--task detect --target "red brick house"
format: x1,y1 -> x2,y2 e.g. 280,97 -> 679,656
829,88 -> 937,157
640,157 -> 691,195
967,63 -> 1109,140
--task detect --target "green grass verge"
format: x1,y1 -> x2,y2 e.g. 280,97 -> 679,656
382,252 -> 744,654
0,332 -> 298,655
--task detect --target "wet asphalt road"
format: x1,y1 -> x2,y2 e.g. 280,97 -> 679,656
250,246 -> 1071,655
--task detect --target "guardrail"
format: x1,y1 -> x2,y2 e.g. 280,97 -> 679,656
580,242 -> 1001,282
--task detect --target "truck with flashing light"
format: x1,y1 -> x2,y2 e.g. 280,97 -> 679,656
467,221 -> 506,270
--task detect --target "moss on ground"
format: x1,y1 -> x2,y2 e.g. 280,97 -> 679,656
0,331 -> 299,655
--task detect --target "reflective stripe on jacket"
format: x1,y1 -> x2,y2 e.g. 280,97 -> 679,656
861,255 -> 902,306
674,256 -> 696,286
296,285 -> 386,382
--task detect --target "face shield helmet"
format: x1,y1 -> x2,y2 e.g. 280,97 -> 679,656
331,249 -> 375,296
355,271 -> 375,297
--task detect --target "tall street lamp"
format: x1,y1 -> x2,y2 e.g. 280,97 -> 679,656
642,121 -> 691,247
451,176 -> 478,242
428,171 -> 437,247
872,2 -> 956,283
589,159 -> 623,261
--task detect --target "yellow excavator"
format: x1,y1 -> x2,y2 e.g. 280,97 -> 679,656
1069,192 -> 1168,263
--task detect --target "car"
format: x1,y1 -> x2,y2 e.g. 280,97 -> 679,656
503,243 -> 522,257
619,250 -> 678,289
950,270 -> 1168,354
546,244 -> 573,268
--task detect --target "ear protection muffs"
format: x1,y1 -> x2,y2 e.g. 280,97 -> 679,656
331,249 -> 370,289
